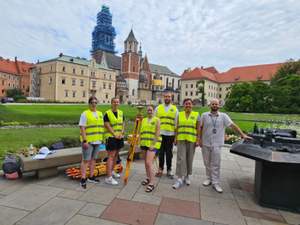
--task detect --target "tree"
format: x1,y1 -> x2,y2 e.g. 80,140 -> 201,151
197,79 -> 205,106
251,79 -> 271,112
270,74 -> 300,114
5,88 -> 22,97
270,58 -> 300,85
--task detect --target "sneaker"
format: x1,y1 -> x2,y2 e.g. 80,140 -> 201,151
167,170 -> 174,179
213,183 -> 223,193
87,175 -> 100,184
80,178 -> 86,189
173,179 -> 183,189
184,176 -> 191,185
203,179 -> 212,186
105,176 -> 118,185
111,171 -> 121,178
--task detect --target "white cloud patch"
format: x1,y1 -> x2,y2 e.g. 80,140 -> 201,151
0,0 -> 299,74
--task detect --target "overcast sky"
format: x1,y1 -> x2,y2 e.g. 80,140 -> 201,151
1,0 -> 299,75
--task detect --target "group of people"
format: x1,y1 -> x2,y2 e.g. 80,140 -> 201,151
79,93 -> 252,193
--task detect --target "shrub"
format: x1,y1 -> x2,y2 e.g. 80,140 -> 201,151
35,136 -> 81,149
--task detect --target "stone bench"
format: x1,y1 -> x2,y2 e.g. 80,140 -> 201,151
18,147 -> 107,179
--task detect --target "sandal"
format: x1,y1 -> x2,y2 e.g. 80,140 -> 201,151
145,184 -> 155,193
142,178 -> 149,186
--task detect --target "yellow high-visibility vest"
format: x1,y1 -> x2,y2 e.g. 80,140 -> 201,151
104,110 -> 123,138
140,117 -> 162,149
157,104 -> 176,132
80,110 -> 104,142
177,111 -> 198,142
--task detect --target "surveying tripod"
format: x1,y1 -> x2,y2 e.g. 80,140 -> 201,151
123,107 -> 160,185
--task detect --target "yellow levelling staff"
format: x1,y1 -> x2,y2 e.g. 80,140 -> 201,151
66,162 -> 123,179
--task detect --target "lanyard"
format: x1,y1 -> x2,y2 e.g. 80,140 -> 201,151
210,115 -> 218,130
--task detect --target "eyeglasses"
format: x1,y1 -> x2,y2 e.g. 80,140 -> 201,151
90,102 -> 98,105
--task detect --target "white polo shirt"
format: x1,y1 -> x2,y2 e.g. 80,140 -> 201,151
200,111 -> 233,147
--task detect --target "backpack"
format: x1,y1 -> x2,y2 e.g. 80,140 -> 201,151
2,156 -> 22,179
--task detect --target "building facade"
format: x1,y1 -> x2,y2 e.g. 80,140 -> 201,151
30,54 -> 116,103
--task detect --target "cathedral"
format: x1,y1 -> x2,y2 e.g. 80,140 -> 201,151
91,5 -> 181,104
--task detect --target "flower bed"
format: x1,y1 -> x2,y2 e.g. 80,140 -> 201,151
224,134 -> 241,144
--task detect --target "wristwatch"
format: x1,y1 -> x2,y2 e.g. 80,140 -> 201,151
121,132 -> 124,135
197,138 -> 201,141
83,140 -> 87,143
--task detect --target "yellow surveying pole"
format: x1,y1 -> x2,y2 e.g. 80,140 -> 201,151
124,106 -> 144,184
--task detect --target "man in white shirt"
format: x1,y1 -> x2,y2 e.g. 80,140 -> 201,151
199,99 -> 252,193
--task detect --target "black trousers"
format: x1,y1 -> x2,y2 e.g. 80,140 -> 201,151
158,135 -> 175,171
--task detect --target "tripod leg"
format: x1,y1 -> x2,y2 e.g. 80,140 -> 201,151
154,155 -> 162,177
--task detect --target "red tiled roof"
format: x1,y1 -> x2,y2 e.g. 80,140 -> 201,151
215,63 -> 283,83
181,67 -> 218,82
0,57 -> 18,75
203,66 -> 219,74
15,60 -> 35,76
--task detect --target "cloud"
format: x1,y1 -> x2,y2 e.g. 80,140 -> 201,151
0,0 -> 299,74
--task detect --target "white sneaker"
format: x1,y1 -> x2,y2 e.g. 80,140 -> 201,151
173,179 -> 183,189
203,179 -> 212,186
213,183 -> 223,193
184,176 -> 191,185
111,171 -> 121,178
105,176 -> 118,185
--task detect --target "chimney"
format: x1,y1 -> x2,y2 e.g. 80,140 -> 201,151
0,56 -> 3,61
201,66 -> 203,69
7,58 -> 10,63
59,53 -> 63,57
15,56 -> 17,61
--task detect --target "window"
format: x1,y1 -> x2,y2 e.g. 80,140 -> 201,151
17,77 -> 19,81
8,83 -> 11,87
109,74 -> 111,79
124,66 -> 126,71
190,91 -> 193,96
50,65 -> 52,71
133,66 -> 135,72
186,84 -> 188,88
196,91 -> 199,96
219,94 -> 222,98
191,84 -> 193,88
2,90 -> 4,93
226,87 -> 229,91
109,84 -> 111,89
13,77 -> 15,80
132,89 -> 135,96
73,68 -> 76,73
208,92 -> 210,97
106,94 -> 108,99
65,91 -> 68,97
1,80 -> 4,85
73,92 -> 76,97
62,66 -> 66,72
22,85 -> 25,89
81,70 -> 84,75
62,78 -> 66,84
83,92 -> 86,97
92,81 -> 96,87
13,84 -> 15,87
16,84 -> 19,88
49,77 -> 52,84
22,91 -> 25,95
196,84 -> 198,88
80,80 -> 84,86
209,85 -> 210,89
219,87 -> 222,91
104,74 -> 106,78
4,74 -> 6,77
185,91 -> 188,96
8,75 -> 11,79
72,79 -> 75,85
91,71 -> 95,77
103,83 -> 106,89
23,78 -> 26,82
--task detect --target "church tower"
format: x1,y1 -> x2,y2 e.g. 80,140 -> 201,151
91,4 -> 117,63
121,28 -> 140,99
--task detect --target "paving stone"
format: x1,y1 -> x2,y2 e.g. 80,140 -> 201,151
78,186 -> 120,205
235,156 -> 255,168
240,167 -> 255,172
200,195 -> 246,225
0,183 -> 63,211
232,189 -> 280,215
0,205 -> 30,225
50,176 -> 88,189
16,197 -> 86,225
200,188 -> 235,200
101,198 -> 159,225
78,203 -> 107,217
0,181 -> 31,195
233,171 -> 255,184
129,173 -> 160,184
58,189 -> 85,199
220,168 -> 237,179
0,194 -> 5,199
159,197 -> 201,219
221,160 -> 242,171
240,209 -> 285,223
227,178 -> 242,190
66,214 -> 126,225
116,180 -> 140,200
239,182 -> 254,192
0,177 -> 22,192
244,216 -> 262,225
153,182 -> 200,203
154,212 -> 213,225
259,219 -> 287,225
278,210 -> 300,224
132,193 -> 162,205
33,174 -> 64,186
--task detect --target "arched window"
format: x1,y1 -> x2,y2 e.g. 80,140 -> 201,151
132,89 -> 135,96
166,78 -> 169,88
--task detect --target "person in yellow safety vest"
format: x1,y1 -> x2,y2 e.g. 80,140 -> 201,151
104,97 -> 125,185
79,97 -> 104,189
138,105 -> 162,193
154,92 -> 179,179
173,98 -> 201,189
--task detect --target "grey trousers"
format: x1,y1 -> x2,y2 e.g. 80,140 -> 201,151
201,146 -> 221,184
175,140 -> 195,176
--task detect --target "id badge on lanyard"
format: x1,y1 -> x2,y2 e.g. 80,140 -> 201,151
211,116 -> 218,134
